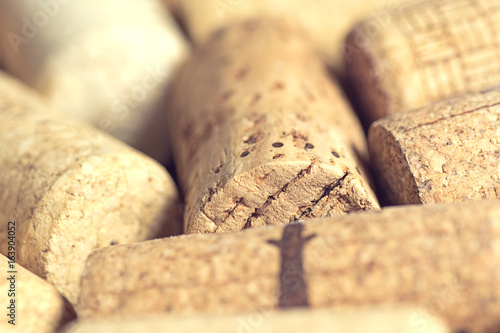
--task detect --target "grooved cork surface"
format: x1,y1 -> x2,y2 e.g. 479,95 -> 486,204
0,73 -> 180,305
0,0 -> 188,162
63,308 -> 448,333
369,88 -> 500,205
176,0 -> 404,75
0,255 -> 75,333
79,200 -> 500,333
168,19 -> 379,234
346,0 -> 500,123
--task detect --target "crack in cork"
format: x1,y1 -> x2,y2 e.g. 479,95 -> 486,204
241,160 -> 317,230
293,172 -> 349,220
402,101 -> 500,133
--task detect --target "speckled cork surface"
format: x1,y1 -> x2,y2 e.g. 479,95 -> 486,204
0,255 -> 75,333
167,19 -> 379,234
63,307 -> 448,333
369,88 -> 500,205
0,73 -> 181,305
79,200 -> 500,333
0,0 -> 189,163
346,0 -> 500,123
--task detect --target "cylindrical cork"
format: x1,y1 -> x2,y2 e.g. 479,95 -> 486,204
0,73 -> 181,305
175,0 -> 404,76
79,200 -> 500,333
346,0 -> 500,123
0,255 -> 75,333
63,308 -> 448,333
0,0 -> 188,163
167,19 -> 379,234
369,88 -> 500,205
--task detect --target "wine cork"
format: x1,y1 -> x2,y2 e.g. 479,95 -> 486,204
0,73 -> 180,305
346,0 -> 500,123
369,88 -> 500,205
168,19 -> 379,234
79,200 -> 500,333
63,308 -> 448,333
0,0 -> 188,162
0,255 -> 75,333
175,0 -> 405,76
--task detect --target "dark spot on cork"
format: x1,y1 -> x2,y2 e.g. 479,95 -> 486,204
109,240 -> 117,246
244,131 -> 264,144
296,113 -> 307,122
234,67 -> 248,80
331,151 -> 340,158
240,151 -> 250,157
272,81 -> 285,90
273,154 -> 285,159
304,143 -> 314,150
148,177 -> 153,182
272,142 -> 284,148
214,167 -> 221,174
250,93 -> 262,106
453,329 -> 469,333
356,167 -> 361,175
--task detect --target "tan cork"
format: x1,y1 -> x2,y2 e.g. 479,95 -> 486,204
167,19 -> 379,234
0,73 -> 181,305
176,0 -> 405,76
346,0 -> 500,123
369,88 -> 500,205
79,200 -> 500,332
63,307 -> 448,333
0,0 -> 189,163
0,255 -> 75,333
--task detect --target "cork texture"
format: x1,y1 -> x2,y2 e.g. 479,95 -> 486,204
79,200 -> 500,333
63,308 -> 448,333
0,73 -> 180,305
0,0 -> 189,162
346,0 -> 500,123
0,255 -> 75,333
168,19 -> 379,234
176,0 -> 404,75
369,88 -> 500,205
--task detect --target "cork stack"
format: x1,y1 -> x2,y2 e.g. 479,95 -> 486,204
0,73 -> 181,305
63,308 -> 448,333
79,200 -> 500,333
369,88 -> 500,205
0,255 -> 75,333
346,0 -> 500,123
0,0 -> 189,162
167,19 -> 379,234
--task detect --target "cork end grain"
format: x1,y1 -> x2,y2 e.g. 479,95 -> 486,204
189,160 -> 378,234
369,88 -> 500,205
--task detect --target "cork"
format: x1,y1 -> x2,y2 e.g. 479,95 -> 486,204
0,0 -> 189,163
346,0 -> 500,123
167,19 -> 379,234
63,307 -> 448,333
175,0 -> 405,76
369,88 -> 500,205
0,255 -> 75,333
0,73 -> 181,305
79,200 -> 500,332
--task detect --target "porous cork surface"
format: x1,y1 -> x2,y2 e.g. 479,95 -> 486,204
0,0 -> 188,161
167,19 -> 379,234
0,73 -> 180,305
0,255 -> 75,333
369,88 -> 500,205
63,307 -> 448,333
79,200 -> 500,333
346,0 -> 500,122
